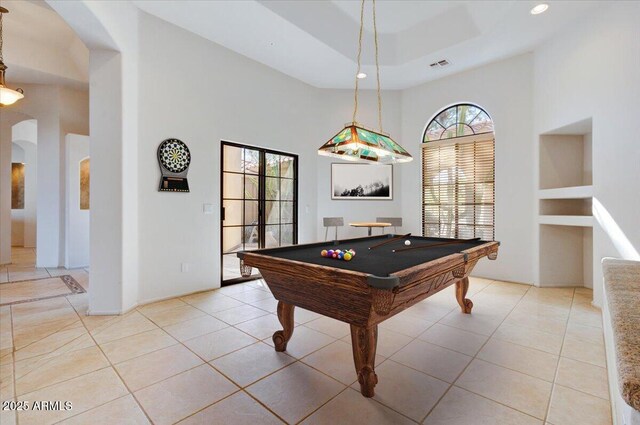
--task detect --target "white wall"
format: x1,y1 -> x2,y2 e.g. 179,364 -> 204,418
65,134 -> 89,268
399,54 -> 535,284
136,11 -> 320,302
533,2 -> 640,306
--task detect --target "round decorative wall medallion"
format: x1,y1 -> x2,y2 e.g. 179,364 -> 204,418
157,138 -> 191,192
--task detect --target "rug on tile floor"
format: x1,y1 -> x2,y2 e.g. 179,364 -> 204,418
0,275 -> 86,306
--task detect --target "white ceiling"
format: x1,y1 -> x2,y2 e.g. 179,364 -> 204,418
4,1 -> 607,91
2,0 -> 89,89
134,0 -> 606,90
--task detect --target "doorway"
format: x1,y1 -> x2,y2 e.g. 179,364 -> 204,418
221,141 -> 298,285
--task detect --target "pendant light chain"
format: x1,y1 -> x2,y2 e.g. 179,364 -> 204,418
318,0 -> 412,164
372,0 -> 383,133
352,0 -> 384,132
352,0 -> 365,124
0,10 -> 4,64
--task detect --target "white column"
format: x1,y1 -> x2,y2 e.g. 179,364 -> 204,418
64,134 -> 89,268
0,121 -> 11,265
35,87 -> 63,267
22,141 -> 37,248
88,50 -> 124,313
49,0 -> 140,313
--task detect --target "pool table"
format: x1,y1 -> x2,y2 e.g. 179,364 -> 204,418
237,234 -> 499,397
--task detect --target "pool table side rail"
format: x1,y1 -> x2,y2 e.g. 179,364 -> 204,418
240,250 -> 398,326
238,241 -> 499,327
392,241 -> 499,282
381,241 -> 499,320
238,252 -> 372,291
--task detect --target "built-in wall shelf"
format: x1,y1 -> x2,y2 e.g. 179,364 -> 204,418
538,185 -> 593,199
540,198 -> 592,216
538,215 -> 594,227
537,118 -> 594,289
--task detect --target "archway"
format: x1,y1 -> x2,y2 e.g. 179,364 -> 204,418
0,111 -> 36,266
11,120 -> 38,252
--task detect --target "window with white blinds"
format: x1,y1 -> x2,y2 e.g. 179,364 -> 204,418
422,104 -> 495,241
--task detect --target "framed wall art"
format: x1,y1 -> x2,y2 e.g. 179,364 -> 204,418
80,158 -> 90,210
331,163 -> 392,200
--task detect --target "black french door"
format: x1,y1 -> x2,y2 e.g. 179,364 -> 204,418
220,141 -> 298,285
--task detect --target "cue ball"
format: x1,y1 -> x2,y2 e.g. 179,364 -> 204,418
404,240 -> 411,246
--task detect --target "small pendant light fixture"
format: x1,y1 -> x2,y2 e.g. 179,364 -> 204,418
318,0 -> 412,164
0,6 -> 24,107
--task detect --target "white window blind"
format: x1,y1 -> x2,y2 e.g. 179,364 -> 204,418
422,136 -> 495,240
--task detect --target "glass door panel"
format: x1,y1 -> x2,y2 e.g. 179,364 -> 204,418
281,202 -> 294,223
221,142 -> 298,285
222,200 -> 242,226
265,201 -> 280,224
243,149 -> 260,174
281,179 -> 294,200
223,146 -> 243,173
266,153 -> 280,177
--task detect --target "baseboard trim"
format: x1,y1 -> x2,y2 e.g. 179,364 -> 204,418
85,304 -> 139,316
86,309 -> 124,316
136,286 -> 221,307
86,287 -> 222,315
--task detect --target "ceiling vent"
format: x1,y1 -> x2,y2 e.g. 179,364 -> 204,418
430,60 -> 450,68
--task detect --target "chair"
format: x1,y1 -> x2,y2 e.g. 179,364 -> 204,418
376,217 -> 402,234
323,217 -> 344,241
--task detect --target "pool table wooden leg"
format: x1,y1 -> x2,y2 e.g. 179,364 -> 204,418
455,277 -> 473,314
273,301 -> 294,351
350,324 -> 378,398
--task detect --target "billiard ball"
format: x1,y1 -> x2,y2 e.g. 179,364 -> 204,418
321,250 -> 328,257
327,250 -> 334,257
344,252 -> 352,261
404,240 -> 411,246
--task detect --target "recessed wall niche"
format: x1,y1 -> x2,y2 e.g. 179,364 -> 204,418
539,119 -> 592,190
80,158 -> 90,210
537,117 -> 594,288
11,163 -> 25,210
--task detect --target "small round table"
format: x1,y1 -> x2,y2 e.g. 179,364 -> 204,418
349,222 -> 392,236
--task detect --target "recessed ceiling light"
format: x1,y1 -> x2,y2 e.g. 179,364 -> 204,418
530,3 -> 549,15
356,72 -> 367,79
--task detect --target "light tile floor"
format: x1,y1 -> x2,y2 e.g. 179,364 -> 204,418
1,247 -> 90,284
0,274 -> 611,425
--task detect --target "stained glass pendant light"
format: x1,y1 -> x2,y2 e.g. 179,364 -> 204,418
318,0 -> 412,164
0,7 -> 24,107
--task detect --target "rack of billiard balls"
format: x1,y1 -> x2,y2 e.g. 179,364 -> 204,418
320,248 -> 356,261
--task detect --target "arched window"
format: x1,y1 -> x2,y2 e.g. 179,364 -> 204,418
422,104 -> 495,240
